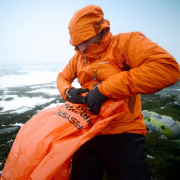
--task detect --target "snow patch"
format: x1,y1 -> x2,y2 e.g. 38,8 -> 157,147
7,139 -> 14,143
10,123 -> 24,127
30,88 -> 59,95
147,155 -> 154,159
0,71 -> 58,88
0,96 -> 54,112
43,103 -> 64,110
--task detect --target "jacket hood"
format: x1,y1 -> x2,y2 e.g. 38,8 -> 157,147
68,5 -> 110,46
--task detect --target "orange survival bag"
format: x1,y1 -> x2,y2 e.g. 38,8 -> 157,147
1,99 -> 127,180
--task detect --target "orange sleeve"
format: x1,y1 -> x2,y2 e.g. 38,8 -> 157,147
98,32 -> 180,99
56,53 -> 78,100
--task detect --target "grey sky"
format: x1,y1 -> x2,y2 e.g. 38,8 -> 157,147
0,0 -> 179,66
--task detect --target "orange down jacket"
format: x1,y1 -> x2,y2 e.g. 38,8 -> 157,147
57,5 -> 180,136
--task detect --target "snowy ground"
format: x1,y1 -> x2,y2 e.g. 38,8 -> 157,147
0,65 -> 80,116
0,64 -> 82,173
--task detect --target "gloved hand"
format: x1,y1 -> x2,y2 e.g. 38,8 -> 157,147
84,85 -> 108,115
66,88 -> 89,104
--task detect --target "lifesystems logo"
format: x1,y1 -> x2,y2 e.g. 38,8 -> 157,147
56,103 -> 94,130
97,61 -> 109,65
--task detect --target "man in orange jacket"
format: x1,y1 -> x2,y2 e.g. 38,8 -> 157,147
57,5 -> 180,180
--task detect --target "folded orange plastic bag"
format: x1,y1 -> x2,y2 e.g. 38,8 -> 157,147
1,99 -> 126,180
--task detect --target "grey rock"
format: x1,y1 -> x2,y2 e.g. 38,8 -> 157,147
175,94 -> 180,104
174,101 -> 180,107
0,127 -> 19,135
159,134 -> 168,140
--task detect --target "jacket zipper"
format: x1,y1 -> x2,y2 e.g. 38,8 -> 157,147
92,69 -> 100,81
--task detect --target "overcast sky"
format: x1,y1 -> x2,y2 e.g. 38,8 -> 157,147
0,0 -> 180,66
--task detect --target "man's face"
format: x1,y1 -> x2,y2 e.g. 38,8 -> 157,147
76,34 -> 100,53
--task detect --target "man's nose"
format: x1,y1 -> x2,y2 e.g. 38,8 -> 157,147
77,44 -> 88,53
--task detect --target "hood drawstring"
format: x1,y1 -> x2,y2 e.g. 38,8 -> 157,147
84,55 -> 87,63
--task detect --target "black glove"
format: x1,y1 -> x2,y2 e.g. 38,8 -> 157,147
66,88 -> 89,104
84,85 -> 108,115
